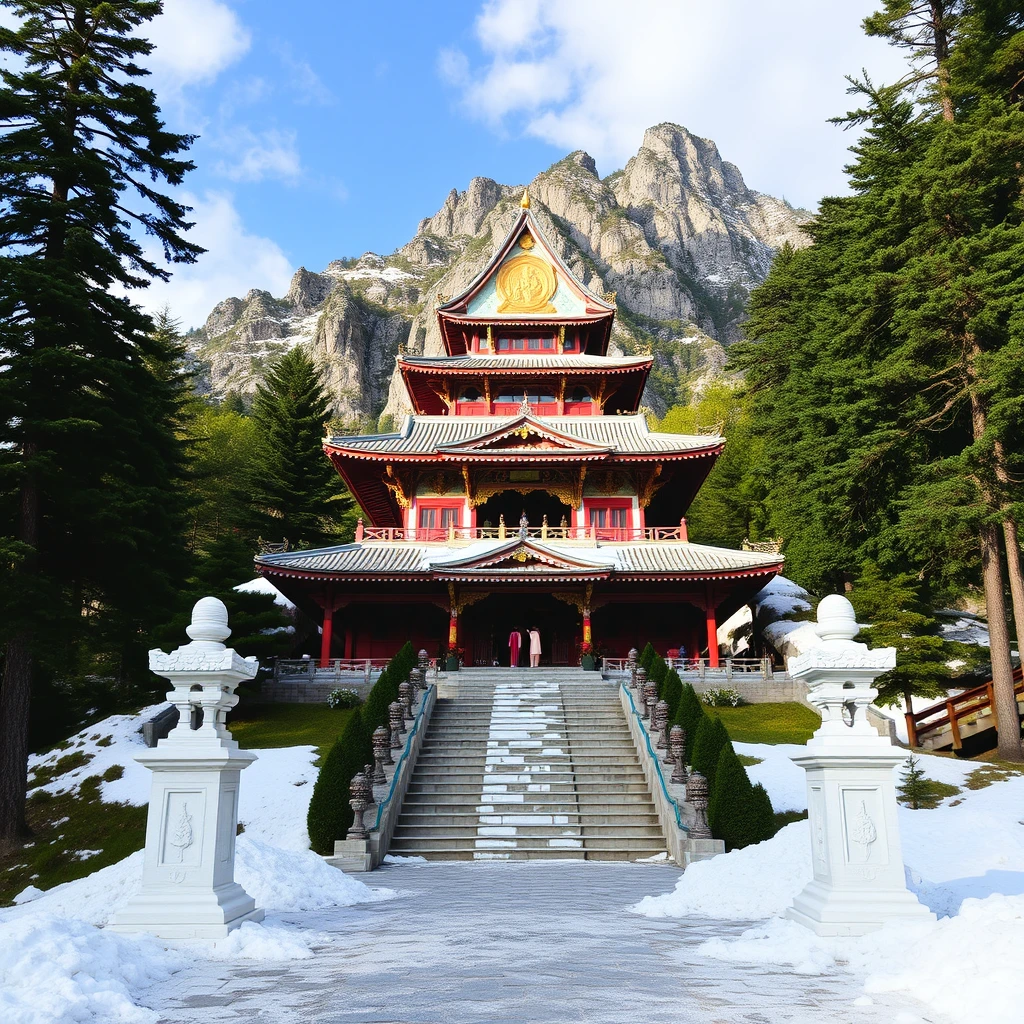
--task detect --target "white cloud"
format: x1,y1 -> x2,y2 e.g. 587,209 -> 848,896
214,127 -> 303,182
147,0 -> 251,90
443,0 -> 911,207
134,192 -> 293,330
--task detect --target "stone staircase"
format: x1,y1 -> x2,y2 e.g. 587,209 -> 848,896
388,669 -> 667,861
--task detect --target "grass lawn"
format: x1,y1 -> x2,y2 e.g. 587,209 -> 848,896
710,702 -> 821,745
228,702 -> 354,764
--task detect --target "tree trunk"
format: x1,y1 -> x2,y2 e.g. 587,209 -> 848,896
1003,518 -> 1024,668
980,524 -> 1023,760
929,0 -> 956,123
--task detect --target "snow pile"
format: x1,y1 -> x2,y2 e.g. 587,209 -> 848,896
633,821 -> 812,920
733,742 -> 808,812
233,577 -> 296,610
635,744 -> 1024,1024
4,837 -> 391,928
751,576 -> 819,663
238,746 -> 320,849
0,914 -> 182,1024
28,703 -> 169,805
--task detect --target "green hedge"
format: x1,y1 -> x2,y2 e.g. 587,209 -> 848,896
708,742 -> 775,851
306,709 -> 371,854
673,682 -> 706,763
661,668 -> 683,721
305,641 -> 418,855
690,715 -> 729,789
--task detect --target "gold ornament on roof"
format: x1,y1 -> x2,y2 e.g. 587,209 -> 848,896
520,189 -> 530,209
519,232 -> 535,251
496,255 -> 557,314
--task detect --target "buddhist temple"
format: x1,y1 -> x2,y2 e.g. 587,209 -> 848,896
255,192 -> 783,666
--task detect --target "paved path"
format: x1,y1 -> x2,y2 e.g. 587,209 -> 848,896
150,861 -> 946,1024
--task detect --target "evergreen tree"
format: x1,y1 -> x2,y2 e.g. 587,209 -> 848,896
673,682 -> 707,764
690,716 -> 729,789
250,347 -> 352,548
849,560 -> 976,707
708,742 -> 767,851
0,2 -> 200,849
897,754 -> 931,808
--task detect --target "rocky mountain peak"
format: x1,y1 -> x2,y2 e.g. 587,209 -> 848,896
190,125 -> 812,426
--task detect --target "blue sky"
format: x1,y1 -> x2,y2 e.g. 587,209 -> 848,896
136,0 -> 910,328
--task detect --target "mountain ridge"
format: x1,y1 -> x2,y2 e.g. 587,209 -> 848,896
190,123 -> 811,424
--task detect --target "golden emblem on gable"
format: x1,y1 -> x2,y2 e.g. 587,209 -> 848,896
496,255 -> 556,314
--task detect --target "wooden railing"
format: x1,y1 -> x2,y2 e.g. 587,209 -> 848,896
601,656 -> 778,679
906,667 -> 1024,749
355,522 -> 691,544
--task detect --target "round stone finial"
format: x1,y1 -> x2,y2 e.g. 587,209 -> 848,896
185,596 -> 231,646
815,594 -> 859,643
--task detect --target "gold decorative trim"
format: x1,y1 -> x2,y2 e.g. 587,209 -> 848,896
635,464 -> 664,508
383,464 -> 411,509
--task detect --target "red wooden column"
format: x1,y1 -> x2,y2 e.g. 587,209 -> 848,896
704,586 -> 720,668
319,601 -> 335,667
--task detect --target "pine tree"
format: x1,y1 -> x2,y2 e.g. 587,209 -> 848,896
708,742 -> 767,851
897,753 -> 931,809
250,347 -> 352,548
673,683 -> 706,764
0,2 -> 201,850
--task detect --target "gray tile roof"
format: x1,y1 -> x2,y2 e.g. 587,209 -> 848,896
256,539 -> 781,578
400,355 -> 650,371
326,414 -> 721,456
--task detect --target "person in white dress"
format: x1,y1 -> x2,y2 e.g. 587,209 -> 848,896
528,628 -> 541,668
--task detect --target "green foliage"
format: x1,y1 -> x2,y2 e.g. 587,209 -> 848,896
654,384 -> 769,547
690,715 -> 729,789
672,683 -> 707,763
660,669 -> 683,721
897,754 -> 929,809
306,709 -> 370,854
708,742 -> 774,850
305,641 -> 418,853
849,560 -> 974,706
251,347 -> 352,548
639,643 -> 658,673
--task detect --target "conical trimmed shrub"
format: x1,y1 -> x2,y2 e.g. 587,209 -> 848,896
673,683 -> 706,763
691,715 -> 729,788
661,669 -> 682,720
750,783 -> 776,842
639,642 -> 657,673
306,708 -> 370,854
708,743 -> 774,851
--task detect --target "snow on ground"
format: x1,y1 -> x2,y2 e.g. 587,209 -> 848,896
233,576 -> 296,610
6,705 -> 395,1024
634,744 -> 1024,1024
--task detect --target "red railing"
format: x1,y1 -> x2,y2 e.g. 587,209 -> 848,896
906,666 -> 1024,748
355,522 -> 691,543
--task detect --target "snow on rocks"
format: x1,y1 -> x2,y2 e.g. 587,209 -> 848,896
233,577 -> 296,611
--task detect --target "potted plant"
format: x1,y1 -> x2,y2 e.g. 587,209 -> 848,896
445,645 -> 462,671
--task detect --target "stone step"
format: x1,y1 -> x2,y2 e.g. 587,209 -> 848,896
392,823 -> 665,839
387,837 -> 667,854
406,783 -> 652,796
396,811 -> 661,826
384,847 -> 664,862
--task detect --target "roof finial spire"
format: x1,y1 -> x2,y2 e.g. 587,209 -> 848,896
520,188 -> 530,209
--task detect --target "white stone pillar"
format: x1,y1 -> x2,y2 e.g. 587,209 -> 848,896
786,595 -> 934,936
109,597 -> 264,939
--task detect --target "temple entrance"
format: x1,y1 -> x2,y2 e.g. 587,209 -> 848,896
461,592 -> 582,666
476,489 -> 572,533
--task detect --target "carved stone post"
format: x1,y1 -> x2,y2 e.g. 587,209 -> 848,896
372,724 -> 391,775
410,666 -> 424,693
642,678 -> 657,720
786,595 -> 933,935
418,649 -> 429,678
655,700 -> 669,748
109,597 -> 263,938
686,771 -> 712,839
399,680 -> 413,720
669,725 -> 687,784
388,701 -> 405,749
362,765 -> 376,806
633,665 -> 646,694
348,773 -> 369,839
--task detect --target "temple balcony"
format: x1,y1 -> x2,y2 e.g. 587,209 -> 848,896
353,522 -> 691,545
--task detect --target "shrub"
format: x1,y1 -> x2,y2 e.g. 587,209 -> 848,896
673,682 -> 706,764
327,688 -> 362,709
701,687 -> 744,708
708,742 -> 774,850
649,654 -> 668,691
690,715 -> 729,788
661,669 -> 683,721
306,708 -> 371,854
639,642 -> 657,674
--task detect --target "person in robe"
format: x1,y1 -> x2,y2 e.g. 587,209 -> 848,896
509,628 -> 522,668
528,627 -> 541,668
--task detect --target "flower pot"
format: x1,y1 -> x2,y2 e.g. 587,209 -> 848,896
445,655 -> 460,672
581,654 -> 596,671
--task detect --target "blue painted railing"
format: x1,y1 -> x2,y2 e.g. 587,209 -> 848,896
621,682 -> 688,834
372,686 -> 433,831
